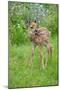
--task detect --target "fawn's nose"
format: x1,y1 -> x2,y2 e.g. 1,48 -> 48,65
30,25 -> 33,29
30,26 -> 33,29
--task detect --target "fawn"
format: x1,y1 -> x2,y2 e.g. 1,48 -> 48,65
28,20 -> 52,69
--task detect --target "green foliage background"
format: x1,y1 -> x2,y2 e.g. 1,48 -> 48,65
8,2 -> 58,45
8,1 -> 58,88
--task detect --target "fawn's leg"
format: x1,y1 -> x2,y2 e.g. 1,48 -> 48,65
30,43 -> 36,65
47,43 -> 52,58
45,43 -> 52,68
49,44 -> 52,58
45,47 -> 49,68
39,46 -> 44,69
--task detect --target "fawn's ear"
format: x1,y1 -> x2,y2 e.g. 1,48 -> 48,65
34,20 -> 36,23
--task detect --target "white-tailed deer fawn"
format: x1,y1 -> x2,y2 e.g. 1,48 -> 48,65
28,20 -> 52,69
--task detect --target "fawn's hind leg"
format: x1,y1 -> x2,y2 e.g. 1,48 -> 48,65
45,43 -> 52,68
47,43 -> 52,57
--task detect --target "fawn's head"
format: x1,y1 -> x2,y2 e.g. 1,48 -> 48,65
29,20 -> 37,30
28,20 -> 37,39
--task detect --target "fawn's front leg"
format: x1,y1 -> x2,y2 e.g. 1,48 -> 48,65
39,46 -> 44,69
31,44 -> 36,64
29,43 -> 36,65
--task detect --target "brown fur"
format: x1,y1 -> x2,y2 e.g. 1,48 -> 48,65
28,21 -> 52,69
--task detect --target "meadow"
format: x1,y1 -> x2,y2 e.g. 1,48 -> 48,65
8,36 -> 58,88
8,2 -> 58,88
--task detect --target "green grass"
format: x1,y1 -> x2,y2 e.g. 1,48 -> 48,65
8,36 -> 58,88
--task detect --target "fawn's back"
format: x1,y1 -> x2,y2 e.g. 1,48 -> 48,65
28,21 -> 51,46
